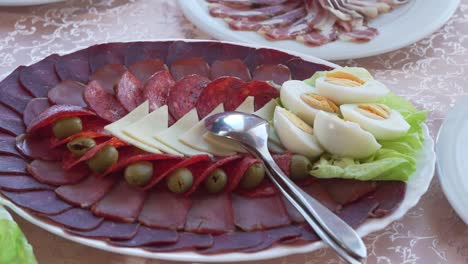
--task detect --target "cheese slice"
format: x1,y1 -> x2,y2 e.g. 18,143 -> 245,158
105,101 -> 163,154
154,109 -> 208,156
254,99 -> 277,121
179,104 -> 236,157
123,105 -> 182,156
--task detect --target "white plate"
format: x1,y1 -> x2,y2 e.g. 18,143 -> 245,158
0,0 -> 63,6
179,0 -> 459,60
436,96 -> 468,225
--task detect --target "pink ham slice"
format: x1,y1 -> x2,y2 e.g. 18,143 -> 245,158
200,231 -> 264,254
244,225 -> 302,252
26,105 -> 95,133
16,135 -> 65,161
253,64 -> 291,85
19,54 -> 60,98
0,156 -> 28,175
0,66 -> 34,114
0,175 -> 53,191
89,64 -> 127,94
0,103 -> 25,136
143,70 -> 175,112
27,160 -> 89,186
48,80 -> 87,107
209,1 -> 302,21
68,221 -> 139,240
170,57 -> 211,81
0,137 -> 22,158
55,48 -> 91,83
23,98 -> 51,127
144,232 -> 213,252
167,74 -> 210,120
109,226 -> 178,247
210,59 -> 251,81
325,179 -> 377,205
115,71 -> 145,112
84,81 -> 128,122
371,181 -> 405,217
1,190 -> 72,215
128,59 -> 167,83
47,208 -> 104,231
228,7 -> 305,31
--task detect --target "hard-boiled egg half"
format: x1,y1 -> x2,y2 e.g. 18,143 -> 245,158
280,80 -> 339,125
315,68 -> 390,104
273,107 -> 323,158
341,103 -> 410,140
314,111 -> 381,159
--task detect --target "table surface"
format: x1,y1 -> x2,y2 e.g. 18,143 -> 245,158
0,0 -> 467,263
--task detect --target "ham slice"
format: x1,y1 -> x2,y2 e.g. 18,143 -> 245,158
371,181 -> 405,217
55,48 -> 91,84
0,66 -> 34,114
244,225 -> 302,252
109,226 -> 178,247
1,190 -> 72,215
200,231 -> 264,254
19,54 -> 60,98
0,103 -> 25,136
0,156 -> 28,175
88,43 -> 128,73
27,160 -> 88,186
338,196 -> 379,228
144,232 -> 213,252
47,208 -> 104,231
68,221 -> 139,240
325,179 -> 377,205
0,137 -> 22,158
23,98 -> 51,127
0,175 -> 53,191
16,135 -> 65,161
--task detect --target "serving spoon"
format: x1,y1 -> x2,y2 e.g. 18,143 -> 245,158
205,112 -> 366,264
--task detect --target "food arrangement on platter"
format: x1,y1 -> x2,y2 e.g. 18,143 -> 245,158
0,40 -> 426,254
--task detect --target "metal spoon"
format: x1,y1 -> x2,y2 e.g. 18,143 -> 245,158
205,112 -> 367,264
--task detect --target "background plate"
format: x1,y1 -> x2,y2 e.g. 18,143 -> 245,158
0,0 -> 64,6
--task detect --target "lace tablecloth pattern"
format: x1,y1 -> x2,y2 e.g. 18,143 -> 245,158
0,1 -> 467,263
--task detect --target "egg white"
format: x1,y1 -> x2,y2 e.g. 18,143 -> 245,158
280,80 -> 321,125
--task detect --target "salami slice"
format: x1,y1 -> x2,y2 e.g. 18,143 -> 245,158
0,137 -> 22,157
167,74 -> 210,120
243,225 -> 302,252
144,233 -> 213,252
88,42 -> 128,73
68,221 -> 139,240
200,231 -> 264,254
55,48 -> 91,83
1,190 -> 72,215
234,80 -> 279,110
128,59 -> 167,83
0,156 -> 28,175
253,64 -> 291,85
196,77 -> 245,118
84,80 -> 127,122
16,135 -> 65,161
27,104 -> 95,133
143,70 -> 175,111
23,98 -> 51,127
110,226 -> 178,247
325,179 -> 377,205
19,54 -> 61,97
0,175 -> 53,191
245,48 -> 296,72
210,59 -> 251,81
0,66 -> 33,114
170,57 -> 211,81
371,181 -> 405,217
286,58 -> 332,80
125,41 -> 171,66
89,64 -> 127,94
47,208 -> 104,231
28,160 -> 89,186
116,71 -> 145,112
0,103 -> 25,136
224,156 -> 260,193
48,80 -> 87,107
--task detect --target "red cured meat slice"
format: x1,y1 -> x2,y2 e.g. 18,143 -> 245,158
27,160 -> 89,186
27,104 -> 95,133
68,221 -> 139,240
0,137 -> 22,157
196,77 -> 245,118
50,131 -> 110,148
216,0 -> 289,7
0,103 -> 25,136
253,64 -> 292,85
129,59 -> 167,83
144,233 -> 213,252
286,58 -> 332,81
259,17 -> 310,40
244,225 -> 302,252
203,42 -> 253,63
1,190 -> 72,215
167,74 -> 210,120
236,80 -> 280,110
228,7 -> 305,31
200,231 -> 264,254
297,29 -> 338,47
91,180 -> 147,223
303,183 -> 342,212
0,66 -> 33,114
244,48 -> 295,72
210,59 -> 251,81
89,64 -> 127,94
23,98 -> 51,127
0,156 -> 28,174
170,57 -> 211,81
88,43 -> 129,73
81,117 -> 110,134
124,41 -> 171,66
116,71 -> 145,112
55,175 -> 117,208
16,135 -> 65,161
232,194 -> 290,231
48,80 -> 87,107
339,27 -> 379,43
55,48 -> 91,83
185,193 -> 235,234
272,152 -> 291,176
338,196 -> 379,228
19,54 -> 60,97
84,80 -> 127,122
143,70 -> 175,111
47,208 -> 104,231
224,156 -> 260,193
325,179 -> 377,205
236,180 -> 277,198
110,226 -> 178,247
0,175 -> 53,191
371,181 -> 405,217
166,41 -> 211,65
209,1 -> 302,21
138,191 -> 192,230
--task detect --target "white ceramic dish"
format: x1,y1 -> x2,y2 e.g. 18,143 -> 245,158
179,0 -> 459,61
0,0 -> 63,6
436,96 -> 468,225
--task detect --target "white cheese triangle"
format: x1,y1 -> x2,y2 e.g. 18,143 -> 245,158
254,99 -> 277,121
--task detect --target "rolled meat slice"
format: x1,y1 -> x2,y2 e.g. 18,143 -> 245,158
55,48 -> 91,83
48,80 -> 87,107
23,98 -> 51,127
50,131 -> 110,148
19,54 -> 60,97
224,156 -> 260,193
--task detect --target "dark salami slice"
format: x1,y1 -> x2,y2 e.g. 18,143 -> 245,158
224,156 -> 260,193
245,48 -> 295,72
89,64 -> 127,94
23,98 -> 51,127
0,137 -> 22,157
19,54 -> 60,97
200,231 -> 264,254
138,191 -> 192,230
129,59 -> 167,83
170,57 -> 211,81
144,233 -> 213,252
48,80 -> 87,107
68,221 -> 139,240
16,135 -> 64,161
47,208 -> 104,231
84,80 -> 127,122
253,64 -> 291,85
243,225 -> 302,252
0,156 -> 28,174
110,226 -> 178,247
91,180 -> 146,223
325,179 -> 377,205
286,58 -> 333,81
236,80 -> 279,110
55,48 -> 91,83
27,160 -> 88,186
125,41 -> 171,66
0,103 -> 25,136
371,181 -> 406,217
166,41 -> 210,65
196,77 -> 245,118
27,104 -> 95,133
88,43 -> 128,73
167,74 -> 210,120
0,66 -> 33,114
210,59 -> 251,81
338,196 -> 379,228
55,175 -> 117,208
116,71 -> 145,112
1,190 -> 72,215
203,42 -> 253,63
0,175 -> 53,191
143,70 -> 175,112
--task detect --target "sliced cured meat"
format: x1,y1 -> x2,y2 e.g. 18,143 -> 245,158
128,59 -> 167,83
339,26 -> 378,43
55,175 -> 117,208
170,57 -> 210,81
228,7 -> 305,31
27,104 -> 95,133
297,29 -> 338,47
166,41 -> 210,65
0,103 -> 25,136
0,66 -> 33,114
234,80 -> 279,111
68,221 -> 139,240
50,131 -> 110,148
89,64 -> 127,94
253,64 -> 291,85
16,135 -> 65,161
282,196 -> 304,223
196,77 -> 245,118
303,183 -> 341,212
210,59 -> 251,81
325,179 -> 377,205
0,132 -> 12,140
91,180 -> 146,223
338,196 -> 379,228
224,156 -> 260,193
1,190 -> 72,215
143,70 -> 175,111
244,225 -> 302,252
236,180 -> 277,198
244,48 -> 295,72
55,48 -> 91,83
0,137 -> 22,157
84,80 -> 127,122
272,152 -> 291,176
259,17 -> 311,40
47,208 -> 104,231
144,233 -> 213,252
19,54 -> 60,97
0,175 -> 53,191
185,193 -> 235,234
125,41 -> 171,66
81,117 -> 110,134
27,160 -> 88,186
138,191 -> 192,230
200,231 -> 264,254
167,74 -> 210,120
203,42 -> 253,62
88,42 -> 128,73
290,225 -> 319,243
115,71 -> 145,112
215,0 -> 289,7
232,194 -> 290,231
23,98 -> 51,127
286,58 -> 332,81
371,181 -> 405,217
48,80 -> 87,107
209,1 -> 302,21
110,226 -> 178,247
0,156 -> 28,174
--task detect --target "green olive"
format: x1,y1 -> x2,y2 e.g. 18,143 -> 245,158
53,117 -> 83,139
166,168 -> 193,194
239,163 -> 265,190
204,168 -> 227,194
124,161 -> 153,187
290,155 -> 313,180
87,145 -> 119,173
67,137 -> 96,157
